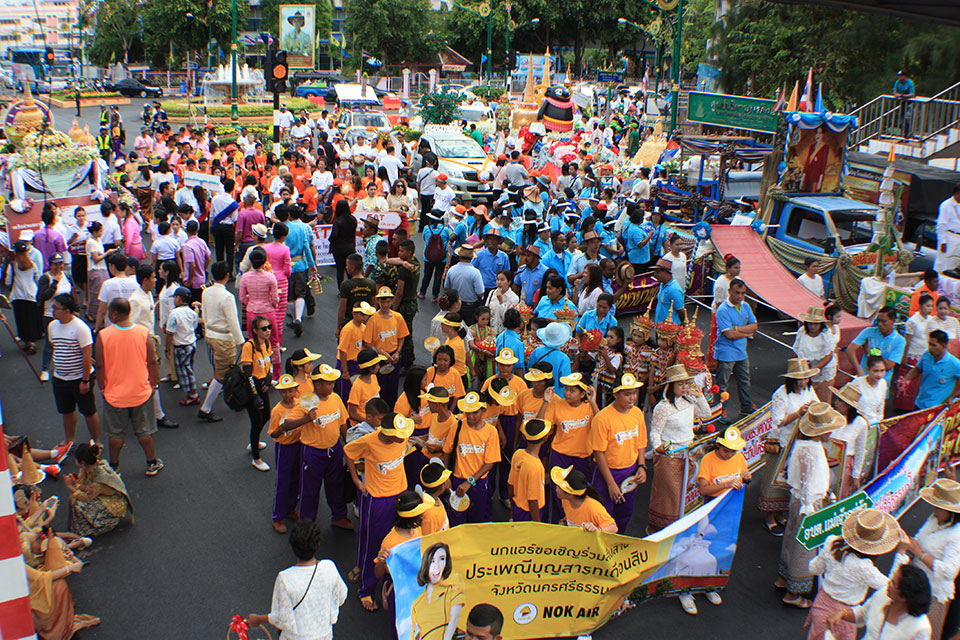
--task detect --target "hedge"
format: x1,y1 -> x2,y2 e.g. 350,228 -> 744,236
161,97 -> 315,118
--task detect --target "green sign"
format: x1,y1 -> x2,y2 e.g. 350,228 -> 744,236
796,491 -> 874,550
686,91 -> 779,134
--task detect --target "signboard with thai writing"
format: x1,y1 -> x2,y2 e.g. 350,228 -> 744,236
686,91 -> 778,134
796,491 -> 873,550
596,70 -> 624,83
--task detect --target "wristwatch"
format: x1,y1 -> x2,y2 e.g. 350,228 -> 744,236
467,476 -> 476,486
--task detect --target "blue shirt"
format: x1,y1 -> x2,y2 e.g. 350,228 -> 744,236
623,221 -> 650,265
575,309 -> 617,336
542,249 -> 573,277
654,280 -> 684,324
852,327 -> 906,385
567,252 -> 600,278
600,229 -> 619,260
534,237 -> 552,258
451,222 -> 469,248
528,344 -> 572,394
514,263 -> 547,306
422,224 -> 451,261
915,351 -> 960,410
443,261 -> 485,303
714,300 -> 756,362
534,295 -> 575,320
496,329 -> 525,373
893,78 -> 915,96
285,219 -> 315,273
645,222 -> 669,259
471,248 -> 510,289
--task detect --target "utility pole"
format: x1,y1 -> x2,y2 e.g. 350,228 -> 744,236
668,0 -> 684,132
230,0 -> 238,124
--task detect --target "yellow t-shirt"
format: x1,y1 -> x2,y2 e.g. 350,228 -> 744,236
516,389 -> 549,426
442,421 -> 500,479
544,399 -> 595,458
422,413 -> 457,457
421,499 -> 450,535
241,340 -> 273,380
410,575 -> 466,640
270,402 -> 299,445
348,376 -> 381,421
427,366 -> 465,400
480,374 -> 528,417
444,335 -> 468,376
563,496 -> 615,530
509,449 -> 545,512
363,311 -> 410,353
337,320 -> 365,363
296,375 -> 313,398
589,405 -> 647,470
343,431 -> 408,497
697,450 -> 748,486
288,393 -> 347,450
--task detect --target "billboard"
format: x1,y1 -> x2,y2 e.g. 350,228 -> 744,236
686,91 -> 778,134
279,4 -> 315,69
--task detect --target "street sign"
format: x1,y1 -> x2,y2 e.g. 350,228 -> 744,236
182,62 -> 199,70
795,491 -> 873,550
596,70 -> 624,83
686,90 -> 779,134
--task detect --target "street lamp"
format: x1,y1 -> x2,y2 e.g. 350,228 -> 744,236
229,0 -> 238,123
440,0 -> 493,84
618,4 -> 684,132
618,17 -> 662,96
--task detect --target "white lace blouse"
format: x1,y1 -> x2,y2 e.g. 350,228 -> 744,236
809,535 -> 888,605
832,415 -> 869,480
769,385 -> 819,447
268,560 -> 348,640
852,589 -> 931,640
893,517 -> 960,603
787,440 -> 830,515
904,312 -> 935,360
650,394 -> 712,451
851,375 -> 888,425
792,326 -> 839,382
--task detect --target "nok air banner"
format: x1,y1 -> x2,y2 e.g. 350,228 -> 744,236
386,489 -> 745,639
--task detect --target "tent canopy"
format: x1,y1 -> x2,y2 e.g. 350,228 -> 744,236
767,0 -> 960,26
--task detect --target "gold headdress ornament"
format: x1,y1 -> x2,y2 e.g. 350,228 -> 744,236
676,307 -> 704,352
631,305 -> 655,334
554,298 -> 578,330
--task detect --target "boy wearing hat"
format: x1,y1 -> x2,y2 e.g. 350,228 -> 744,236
344,412 -> 413,611
419,460 -> 452,534
363,286 -> 409,406
518,364 -> 554,426
292,364 -> 354,530
165,287 -> 200,405
268,374 -> 304,533
348,348 -> 384,425
443,392 -> 501,525
481,348 -> 527,501
338,301 -> 376,399
508,418 -> 551,522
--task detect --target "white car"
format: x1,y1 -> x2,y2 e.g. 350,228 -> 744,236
419,124 -> 494,201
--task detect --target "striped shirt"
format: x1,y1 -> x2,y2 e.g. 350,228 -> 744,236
48,317 -> 93,381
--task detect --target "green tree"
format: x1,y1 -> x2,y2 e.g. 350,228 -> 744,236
420,88 -> 461,123
141,0 -> 249,69
92,0 -> 143,64
345,0 -> 439,65
259,0 -> 332,45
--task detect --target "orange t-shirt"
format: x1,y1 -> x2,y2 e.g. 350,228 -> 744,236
289,393 -> 347,450
481,374 -> 528,417
516,389 -> 549,426
421,500 -> 449,535
99,324 -> 153,408
343,431 -> 408,497
444,336 -> 468,376
378,527 -> 421,559
509,449 -> 545,512
697,450 -> 748,485
394,393 -> 426,420
589,405 -> 647,470
909,282 -> 940,316
544,399 -> 595,458
363,311 -> 409,353
443,421 -> 500,479
422,413 -> 457,457
563,496 -> 615,530
300,185 -> 319,212
338,321 -> 365,363
241,340 -> 273,380
426,366 -> 465,399
296,375 -> 313,398
348,376 -> 381,420
270,402 -> 299,445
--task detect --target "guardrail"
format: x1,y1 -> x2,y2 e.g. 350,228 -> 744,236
847,80 -> 960,149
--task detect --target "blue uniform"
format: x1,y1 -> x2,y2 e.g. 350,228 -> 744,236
285,219 -> 315,273
623,221 -> 650,265
514,263 -> 547,306
541,249 -> 573,278
575,309 -> 617,336
534,295 -> 575,320
851,326 -> 906,385
654,280 -> 684,324
471,248 -> 510,290
528,345 -> 572,394
496,329 -> 525,372
422,224 -> 451,261
714,300 -> 757,362
915,351 -> 960,410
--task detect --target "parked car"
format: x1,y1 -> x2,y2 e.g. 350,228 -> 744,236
418,124 -> 495,201
294,80 -> 337,101
105,78 -> 163,98
334,109 -> 391,133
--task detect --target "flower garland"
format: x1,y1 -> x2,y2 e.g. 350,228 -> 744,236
12,131 -> 99,172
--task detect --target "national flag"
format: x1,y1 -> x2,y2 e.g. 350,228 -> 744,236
240,32 -> 259,46
772,82 -> 786,112
799,68 -> 813,112
814,83 -> 824,113
786,80 -> 799,112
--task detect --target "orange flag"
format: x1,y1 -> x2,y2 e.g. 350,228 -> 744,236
786,81 -> 799,112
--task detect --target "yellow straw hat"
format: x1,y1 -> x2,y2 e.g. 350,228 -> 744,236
490,384 -> 518,406
612,372 -> 643,393
353,301 -> 376,315
274,373 -> 299,390
292,349 -> 321,366
375,286 -> 394,298
524,367 -> 553,382
559,372 -> 588,390
830,383 -> 863,414
840,508 -> 899,555
457,391 -> 486,413
521,419 -> 551,441
919,478 -> 960,513
310,363 -> 342,382
797,402 -> 844,437
716,427 -> 746,451
380,413 -> 415,439
781,357 -> 821,379
495,347 -> 519,365
550,465 -> 585,496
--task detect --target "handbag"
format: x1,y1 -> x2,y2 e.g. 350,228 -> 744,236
293,561 -> 318,611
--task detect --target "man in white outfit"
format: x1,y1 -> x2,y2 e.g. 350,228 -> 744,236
935,185 -> 960,273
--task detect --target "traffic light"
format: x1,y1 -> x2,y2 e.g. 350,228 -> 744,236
264,47 -> 275,92
272,49 -> 288,93
44,46 -> 54,65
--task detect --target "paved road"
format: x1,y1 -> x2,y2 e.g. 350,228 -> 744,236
4,102 -> 935,639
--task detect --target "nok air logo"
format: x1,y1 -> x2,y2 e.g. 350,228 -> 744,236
513,603 -> 537,625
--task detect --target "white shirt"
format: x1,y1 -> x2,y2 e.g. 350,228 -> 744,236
663,251 -> 687,289
379,154 -> 404,186
42,274 -> 72,317
937,196 -> 960,247
792,326 -> 839,381
158,282 -> 179,330
175,187 -> 200,214
210,193 -> 238,225
278,110 -> 295,129
98,276 -> 139,326
268,561 -> 347,640
787,439 -> 830,515
809,535 -> 888,605
152,235 -> 181,261
797,272 -> 826,298
100,214 -> 122,246
129,286 -> 156,333
852,589 -> 931,640
905,312 -> 934,359
290,124 -> 311,140
433,186 -> 456,213
47,316 -> 93,381
851,375 -> 888,425
930,315 -> 960,342
201,282 -> 243,344
650,394 -> 712,450
165,305 -> 198,346
86,238 -> 107,270
310,170 -> 333,192
630,178 -> 651,200
712,275 -> 733,310
894,516 -> 960,603
151,171 -> 176,191
416,167 -> 437,196
832,415 -> 868,479
769,384 -> 819,446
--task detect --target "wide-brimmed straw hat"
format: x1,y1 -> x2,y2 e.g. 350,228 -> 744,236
455,245 -> 475,259
797,402 -> 844,437
830,383 -> 863,413
798,305 -> 826,324
920,479 -> 960,513
782,358 -> 820,379
661,363 -> 693,385
841,508 -> 900,555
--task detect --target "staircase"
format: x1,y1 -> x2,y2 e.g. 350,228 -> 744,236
847,80 -> 960,162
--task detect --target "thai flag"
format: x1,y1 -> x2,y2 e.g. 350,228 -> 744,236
799,68 -> 814,112
240,33 -> 258,46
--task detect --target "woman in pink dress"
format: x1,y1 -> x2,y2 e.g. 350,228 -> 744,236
263,222 -> 292,380
238,246 -> 279,336
120,202 -> 146,260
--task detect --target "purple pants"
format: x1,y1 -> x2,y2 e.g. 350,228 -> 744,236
338,360 -> 359,400
404,443 -> 428,491
512,505 -> 542,522
357,492 -> 398,598
272,442 -> 301,522
298,441 -> 347,523
548,451 -> 595,524
497,414 -> 518,500
377,366 -> 400,407
449,475 -> 492,526
592,462 -> 639,534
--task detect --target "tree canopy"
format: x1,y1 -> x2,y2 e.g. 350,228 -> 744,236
344,0 -> 442,65
141,0 -> 249,68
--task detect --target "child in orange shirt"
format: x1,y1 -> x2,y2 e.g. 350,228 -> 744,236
552,465 -> 616,532
374,490 -> 429,619
509,418 -> 550,522
419,460 -> 452,534
443,392 -> 501,526
363,286 -> 410,406
338,302 -> 376,399
348,349 -> 383,425
426,345 -> 466,404
267,374 -> 303,533
482,347 -> 528,502
421,387 -> 456,458
440,312 -> 469,384
286,348 -> 321,397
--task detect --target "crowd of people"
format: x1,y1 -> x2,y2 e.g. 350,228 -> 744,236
5,100 -> 960,640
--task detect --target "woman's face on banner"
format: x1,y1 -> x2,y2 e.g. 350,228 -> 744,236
429,547 -> 448,584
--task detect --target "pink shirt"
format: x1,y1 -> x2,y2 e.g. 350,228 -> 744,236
238,269 -> 279,315
263,242 -> 292,282
183,236 -> 210,288
123,216 -> 145,260
236,207 -> 265,243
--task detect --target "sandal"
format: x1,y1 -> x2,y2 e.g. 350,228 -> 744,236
782,595 -> 812,609
360,595 -> 378,612
347,566 -> 361,583
765,522 -> 785,537
180,396 -> 200,406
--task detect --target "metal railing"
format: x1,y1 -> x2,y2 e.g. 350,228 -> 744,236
847,80 -> 960,150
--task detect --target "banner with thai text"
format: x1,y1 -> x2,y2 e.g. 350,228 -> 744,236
312,224 -> 363,267
386,489 -> 745,639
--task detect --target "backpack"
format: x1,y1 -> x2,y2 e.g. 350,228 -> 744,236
424,228 -> 446,264
222,341 -> 257,411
